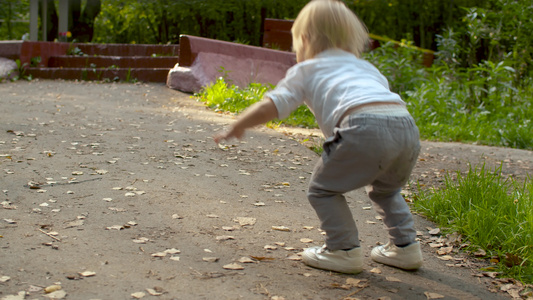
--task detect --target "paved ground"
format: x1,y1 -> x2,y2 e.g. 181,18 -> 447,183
0,80 -> 519,299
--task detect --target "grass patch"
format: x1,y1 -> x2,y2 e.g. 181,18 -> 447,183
412,164 -> 533,283
194,77 -> 317,129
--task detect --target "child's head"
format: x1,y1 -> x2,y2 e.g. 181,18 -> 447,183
292,0 -> 368,62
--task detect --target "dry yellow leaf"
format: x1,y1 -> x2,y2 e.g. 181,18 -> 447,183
44,285 -> 62,293
386,276 -> 401,282
424,292 -> 445,299
272,226 -> 290,232
223,263 -> 244,270
78,271 -> 96,277
238,257 -> 255,263
131,292 -> 145,299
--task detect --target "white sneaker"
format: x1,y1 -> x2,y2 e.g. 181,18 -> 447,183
371,241 -> 423,270
302,245 -> 363,274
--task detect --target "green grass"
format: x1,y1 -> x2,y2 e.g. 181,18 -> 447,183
194,77 -> 317,129
412,165 -> 533,283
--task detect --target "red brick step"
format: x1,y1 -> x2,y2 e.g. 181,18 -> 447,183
25,67 -> 170,82
48,56 -> 178,69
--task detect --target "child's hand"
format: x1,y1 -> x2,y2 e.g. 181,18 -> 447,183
212,98 -> 277,145
213,127 -> 245,144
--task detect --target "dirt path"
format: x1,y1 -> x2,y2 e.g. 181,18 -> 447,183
1,80 -> 530,300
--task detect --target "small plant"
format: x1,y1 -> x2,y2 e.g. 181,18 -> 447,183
67,45 -> 86,56
30,56 -> 41,67
124,68 -> 138,83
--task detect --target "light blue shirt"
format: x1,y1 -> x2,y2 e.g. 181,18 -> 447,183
266,49 -> 405,138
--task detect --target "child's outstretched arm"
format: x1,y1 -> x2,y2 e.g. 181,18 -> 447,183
213,97 -> 278,144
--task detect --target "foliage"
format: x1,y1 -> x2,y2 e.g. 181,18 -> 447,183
93,0 -> 308,45
0,0 -> 30,40
412,164 -> 533,283
194,76 -> 317,129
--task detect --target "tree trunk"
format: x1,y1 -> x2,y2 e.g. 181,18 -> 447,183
70,0 -> 101,42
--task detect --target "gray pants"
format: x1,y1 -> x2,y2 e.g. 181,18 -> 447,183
307,112 -> 420,251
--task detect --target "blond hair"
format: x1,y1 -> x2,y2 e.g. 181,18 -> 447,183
292,0 -> 368,60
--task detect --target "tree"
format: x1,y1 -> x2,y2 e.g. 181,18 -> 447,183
40,0 -> 101,42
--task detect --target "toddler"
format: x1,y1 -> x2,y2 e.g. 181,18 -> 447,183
214,0 -> 423,274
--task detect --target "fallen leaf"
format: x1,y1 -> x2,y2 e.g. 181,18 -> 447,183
437,246 -> 454,255
44,290 -> 67,299
133,237 -> 149,244
106,225 -> 124,230
44,285 -> 62,293
131,292 -> 145,299
223,263 -> 244,270
424,292 -> 445,299
203,257 -> 219,262
437,255 -> 454,261
386,276 -> 401,282
151,252 -> 167,258
272,226 -> 290,232
108,207 -> 126,212
250,256 -> 275,261
345,278 -> 366,287
264,245 -> 278,250
238,257 -> 255,263
234,217 -> 256,226
482,272 -> 499,278
146,288 -> 163,296
206,214 -> 219,218
0,276 -> 11,283
164,248 -> 181,254
286,255 -> 302,261
65,220 -> 84,228
428,228 -> 441,235
169,256 -> 180,261
78,271 -> 96,277
370,267 -> 382,274
504,253 -> 522,267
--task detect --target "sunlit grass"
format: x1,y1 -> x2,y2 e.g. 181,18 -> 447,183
412,165 -> 533,282
194,77 -> 317,129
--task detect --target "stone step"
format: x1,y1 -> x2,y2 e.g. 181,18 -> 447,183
48,56 -> 178,69
25,67 -> 170,83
